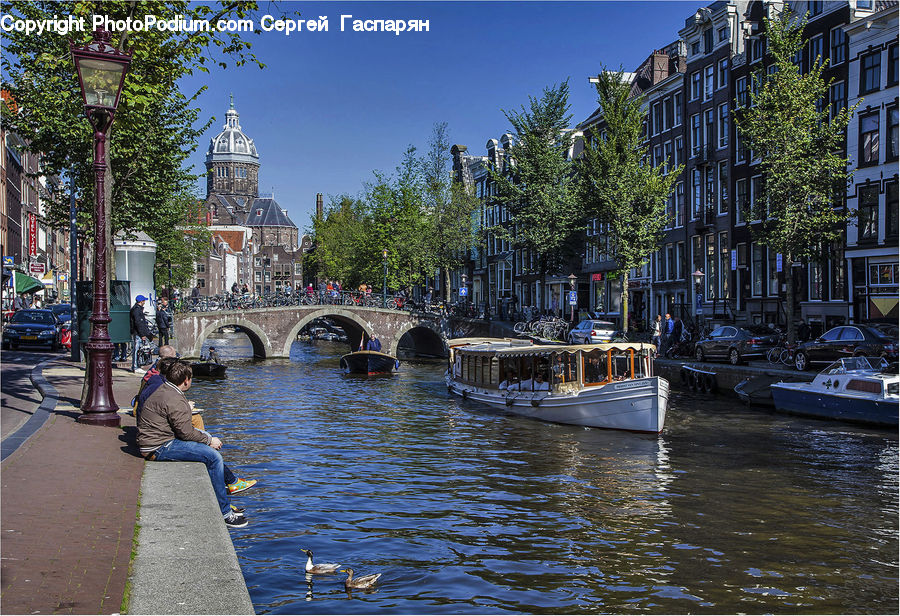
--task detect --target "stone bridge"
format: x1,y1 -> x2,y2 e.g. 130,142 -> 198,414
171,306 -> 459,359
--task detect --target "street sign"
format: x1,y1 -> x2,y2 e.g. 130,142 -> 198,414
459,287 -> 468,297
58,273 -> 68,282
776,253 -> 783,272
731,249 -> 737,269
2,256 -> 13,266
568,291 -> 577,306
29,262 -> 46,275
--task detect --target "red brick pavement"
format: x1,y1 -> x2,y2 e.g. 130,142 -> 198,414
1,363 -> 144,615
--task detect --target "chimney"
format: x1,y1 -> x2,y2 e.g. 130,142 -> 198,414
651,51 -> 669,84
316,193 -> 323,220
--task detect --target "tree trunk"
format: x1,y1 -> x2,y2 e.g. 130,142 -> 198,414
444,267 -> 451,303
621,270 -> 630,333
785,253 -> 796,344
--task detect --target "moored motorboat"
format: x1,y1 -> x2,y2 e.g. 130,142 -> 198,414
191,362 -> 227,378
340,350 -> 400,375
447,338 -> 668,433
770,356 -> 898,427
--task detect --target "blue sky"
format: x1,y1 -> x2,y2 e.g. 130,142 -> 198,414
184,1 -> 705,228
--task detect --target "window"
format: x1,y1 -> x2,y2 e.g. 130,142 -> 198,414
829,27 -> 846,66
691,41 -> 701,56
857,0 -> 873,9
692,236 -> 703,281
859,112 -> 880,166
198,279 -> 205,288
704,108 -> 715,156
674,93 -> 683,126
808,34 -> 823,71
889,44 -> 898,86
704,65 -> 714,100
705,234 -> 717,299
675,136 -> 684,168
718,161 -> 729,214
736,178 -> 748,223
653,144 -> 663,168
703,29 -> 713,54
736,76 -> 748,107
809,1 -> 823,17
809,257 -> 824,300
829,81 -> 846,121
718,58 -> 728,90
677,242 -> 686,279
749,38 -> 763,63
750,175 -> 762,220
664,141 -> 673,173
667,244 -> 676,280
858,185 -> 879,241
691,71 -> 702,100
197,263 -> 206,273
718,103 -> 729,148
665,193 -> 675,229
888,106 -> 899,161
860,51 -> 881,94
676,181 -> 685,226
691,114 -> 701,157
692,169 -> 702,219
887,182 -> 899,239
706,166 -> 717,214
768,249 -> 779,296
653,101 -> 663,134
718,231 -> 730,299
663,97 -> 674,129
718,26 -> 729,42
751,243 -> 764,295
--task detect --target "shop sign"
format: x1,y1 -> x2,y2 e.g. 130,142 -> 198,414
591,273 -> 603,282
28,212 -> 37,257
29,262 -> 46,275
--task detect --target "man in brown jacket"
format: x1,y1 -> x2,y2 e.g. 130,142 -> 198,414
137,360 -> 248,528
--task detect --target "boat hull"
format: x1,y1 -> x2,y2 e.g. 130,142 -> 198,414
770,383 -> 898,427
340,351 -> 399,375
449,376 -> 668,433
191,362 -> 227,378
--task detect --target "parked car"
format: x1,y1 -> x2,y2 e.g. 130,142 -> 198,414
793,324 -> 899,371
2,309 -> 63,351
48,303 -> 73,327
567,319 -> 619,344
693,324 -> 780,365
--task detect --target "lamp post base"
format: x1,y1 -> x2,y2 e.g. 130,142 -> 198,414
79,341 -> 120,427
77,412 -> 122,427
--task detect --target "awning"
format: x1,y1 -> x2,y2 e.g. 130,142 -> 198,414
14,272 -> 44,294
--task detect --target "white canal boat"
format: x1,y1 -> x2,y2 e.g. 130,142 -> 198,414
447,338 -> 668,433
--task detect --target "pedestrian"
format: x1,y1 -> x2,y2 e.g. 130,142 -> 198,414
130,295 -> 154,374
190,283 -> 201,308
651,314 -> 662,356
231,282 -> 239,296
155,297 -> 173,346
662,312 -> 674,356
13,293 -> 25,311
667,317 -> 684,358
137,359 -> 252,528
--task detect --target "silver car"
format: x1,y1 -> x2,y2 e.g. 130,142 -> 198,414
567,320 -> 618,344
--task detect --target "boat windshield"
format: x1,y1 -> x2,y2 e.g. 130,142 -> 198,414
824,356 -> 887,374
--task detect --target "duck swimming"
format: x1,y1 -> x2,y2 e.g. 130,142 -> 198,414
300,549 -> 340,574
341,568 -> 382,589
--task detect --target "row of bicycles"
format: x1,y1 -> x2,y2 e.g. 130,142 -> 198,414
513,315 -> 569,341
172,291 -> 449,314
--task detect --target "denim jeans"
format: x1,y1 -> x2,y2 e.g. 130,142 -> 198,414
132,335 -> 144,371
152,439 -> 231,515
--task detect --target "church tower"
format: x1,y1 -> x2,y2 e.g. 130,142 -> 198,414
205,96 -> 260,205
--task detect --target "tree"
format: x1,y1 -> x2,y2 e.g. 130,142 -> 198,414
422,122 -> 478,302
1,1 -> 280,281
310,195 -> 370,288
152,192 -> 212,292
488,81 -> 582,302
578,69 -> 681,333
734,10 -> 855,343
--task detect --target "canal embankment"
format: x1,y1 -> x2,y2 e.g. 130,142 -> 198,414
129,461 -> 254,615
654,357 -> 815,402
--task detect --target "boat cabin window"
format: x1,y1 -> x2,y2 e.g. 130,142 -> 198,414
583,350 -> 608,385
552,352 -> 576,385
846,379 -> 882,395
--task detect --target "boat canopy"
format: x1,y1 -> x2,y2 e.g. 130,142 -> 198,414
454,341 -> 655,358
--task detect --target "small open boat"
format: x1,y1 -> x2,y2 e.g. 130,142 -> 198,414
340,351 -> 400,375
191,362 -> 227,378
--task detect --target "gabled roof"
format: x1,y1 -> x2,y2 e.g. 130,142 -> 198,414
243,198 -> 297,228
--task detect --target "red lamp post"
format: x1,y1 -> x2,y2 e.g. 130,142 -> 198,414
71,28 -> 132,426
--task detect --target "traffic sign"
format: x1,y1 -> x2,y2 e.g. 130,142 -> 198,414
568,291 -> 577,306
2,256 -> 13,266
459,287 -> 468,297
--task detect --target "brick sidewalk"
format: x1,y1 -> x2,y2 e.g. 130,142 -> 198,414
1,361 -> 144,615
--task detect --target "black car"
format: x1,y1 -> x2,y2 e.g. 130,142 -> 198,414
2,309 -> 63,351
48,303 -> 73,327
793,324 -> 899,371
693,324 -> 780,365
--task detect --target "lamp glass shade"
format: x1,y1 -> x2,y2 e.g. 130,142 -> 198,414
76,57 -> 125,109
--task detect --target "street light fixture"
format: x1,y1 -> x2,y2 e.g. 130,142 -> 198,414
382,248 -> 388,307
692,269 -> 705,322
568,273 -> 577,323
71,28 -> 132,426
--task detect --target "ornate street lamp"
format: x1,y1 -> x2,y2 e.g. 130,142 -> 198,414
568,273 -> 577,323
382,248 -> 388,307
71,28 -> 132,426
692,269 -> 705,322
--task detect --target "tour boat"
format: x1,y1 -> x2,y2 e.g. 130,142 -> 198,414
340,350 -> 400,375
447,338 -> 668,433
770,356 -> 899,427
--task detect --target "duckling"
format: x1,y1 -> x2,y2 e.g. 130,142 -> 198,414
300,548 -> 341,574
341,568 -> 382,589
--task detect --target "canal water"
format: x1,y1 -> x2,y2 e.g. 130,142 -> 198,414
189,334 -> 898,614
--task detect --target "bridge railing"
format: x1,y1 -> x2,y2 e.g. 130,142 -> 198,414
171,290 -> 451,317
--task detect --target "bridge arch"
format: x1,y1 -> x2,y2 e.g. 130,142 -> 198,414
391,323 -> 448,358
282,308 -> 375,356
191,317 -> 273,358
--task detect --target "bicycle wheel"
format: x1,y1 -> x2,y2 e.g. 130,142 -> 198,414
780,348 -> 794,366
766,347 -> 783,364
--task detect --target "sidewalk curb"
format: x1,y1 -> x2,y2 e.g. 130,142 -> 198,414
0,358 -> 60,462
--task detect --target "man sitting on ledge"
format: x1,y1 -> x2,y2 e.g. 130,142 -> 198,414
137,359 -> 249,528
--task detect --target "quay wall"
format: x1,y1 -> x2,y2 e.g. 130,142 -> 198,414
654,358 -> 814,399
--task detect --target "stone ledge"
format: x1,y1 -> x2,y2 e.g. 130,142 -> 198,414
129,461 -> 254,615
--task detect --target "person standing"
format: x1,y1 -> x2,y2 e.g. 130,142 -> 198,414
130,295 -> 154,374
155,297 -> 173,346
190,283 -> 201,308
667,317 -> 684,358
662,313 -> 674,357
13,293 -> 25,312
651,314 -> 662,357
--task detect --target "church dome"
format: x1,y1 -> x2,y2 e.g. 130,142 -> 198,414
205,99 -> 259,166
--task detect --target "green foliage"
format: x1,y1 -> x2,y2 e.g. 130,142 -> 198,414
0,1 -> 280,247
310,195 -> 371,288
151,192 -> 212,291
734,10 -> 855,341
488,81 -> 582,279
578,68 -> 681,330
734,10 -> 855,261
